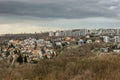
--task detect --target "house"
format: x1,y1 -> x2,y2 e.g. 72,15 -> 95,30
114,36 -> 120,43
64,37 -> 71,41
86,39 -> 93,43
55,42 -> 62,46
95,40 -> 102,43
103,36 -> 110,43
46,43 -> 53,48
86,35 -> 90,38
77,39 -> 84,45
55,31 -> 62,36
55,30 -> 68,37
55,42 -> 62,48
100,47 -> 109,53
117,43 -> 120,49
37,39 -> 45,43
49,31 -> 54,37
113,49 -> 120,53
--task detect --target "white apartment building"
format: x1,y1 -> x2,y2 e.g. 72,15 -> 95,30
53,29 -> 88,37
100,29 -> 117,35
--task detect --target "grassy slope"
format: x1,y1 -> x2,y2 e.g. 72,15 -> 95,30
1,43 -> 120,80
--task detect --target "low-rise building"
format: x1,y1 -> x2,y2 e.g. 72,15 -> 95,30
103,36 -> 110,43
114,36 -> 120,43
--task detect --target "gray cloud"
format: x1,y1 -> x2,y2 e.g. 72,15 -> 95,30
0,0 -> 118,19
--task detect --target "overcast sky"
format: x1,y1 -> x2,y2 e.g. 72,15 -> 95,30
0,0 -> 120,34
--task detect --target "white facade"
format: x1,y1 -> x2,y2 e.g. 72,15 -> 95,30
49,32 -> 54,37
55,31 -> 61,36
103,36 -> 110,43
73,29 -> 88,36
54,29 -> 88,37
114,36 -> 120,43
100,29 -> 117,35
65,30 -> 73,36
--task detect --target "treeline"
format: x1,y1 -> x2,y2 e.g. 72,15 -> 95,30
0,32 -> 49,42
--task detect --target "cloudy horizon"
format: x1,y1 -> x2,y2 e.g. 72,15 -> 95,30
0,0 -> 120,34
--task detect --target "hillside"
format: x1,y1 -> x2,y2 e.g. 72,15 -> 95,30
0,43 -> 120,80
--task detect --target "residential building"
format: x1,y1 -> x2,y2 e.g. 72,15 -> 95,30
114,36 -> 120,43
103,36 -> 110,43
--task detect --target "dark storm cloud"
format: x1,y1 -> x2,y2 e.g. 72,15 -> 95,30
0,0 -> 118,19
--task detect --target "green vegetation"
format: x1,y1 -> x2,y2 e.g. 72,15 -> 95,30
0,43 -> 120,80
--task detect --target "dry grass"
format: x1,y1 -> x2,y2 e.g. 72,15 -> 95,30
0,43 -> 120,80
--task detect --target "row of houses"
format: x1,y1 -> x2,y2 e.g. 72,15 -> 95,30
49,29 -> 120,37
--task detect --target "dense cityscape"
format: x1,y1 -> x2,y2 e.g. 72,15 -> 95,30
0,28 -> 120,65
